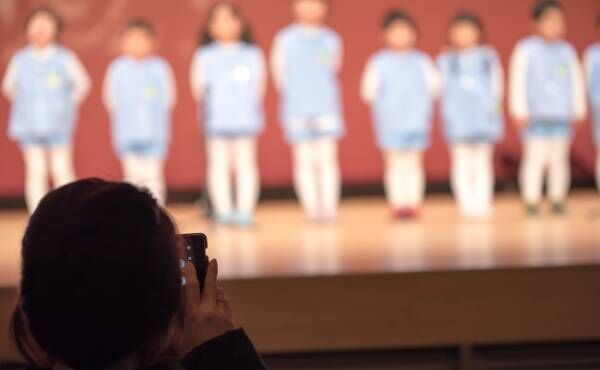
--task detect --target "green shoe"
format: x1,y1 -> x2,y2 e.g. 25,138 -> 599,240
526,204 -> 540,216
552,203 -> 567,215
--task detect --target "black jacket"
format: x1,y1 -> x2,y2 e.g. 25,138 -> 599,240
178,329 -> 266,370
22,329 -> 266,370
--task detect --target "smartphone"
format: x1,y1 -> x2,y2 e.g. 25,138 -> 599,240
180,233 -> 209,292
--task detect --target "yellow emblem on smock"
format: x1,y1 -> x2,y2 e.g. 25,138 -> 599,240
556,64 -> 568,79
318,51 -> 333,66
46,72 -> 63,89
145,85 -> 158,100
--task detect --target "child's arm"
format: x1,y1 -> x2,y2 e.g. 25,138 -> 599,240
270,34 -> 285,92
508,42 -> 529,126
256,49 -> 268,100
490,49 -> 504,105
164,62 -> 177,110
1,56 -> 18,101
333,35 -> 343,73
583,49 -> 591,90
102,64 -> 116,113
568,48 -> 587,123
423,55 -> 441,99
189,51 -> 205,102
66,51 -> 91,105
360,58 -> 378,104
435,54 -> 447,92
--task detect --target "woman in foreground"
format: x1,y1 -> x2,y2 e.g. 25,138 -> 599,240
10,178 -> 266,370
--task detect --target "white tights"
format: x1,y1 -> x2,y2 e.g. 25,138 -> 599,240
122,155 -> 166,206
292,138 -> 340,221
451,143 -> 494,218
23,145 -> 76,213
519,137 -> 570,205
384,150 -> 425,210
206,137 -> 259,218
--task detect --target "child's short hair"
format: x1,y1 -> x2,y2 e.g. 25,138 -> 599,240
381,9 -> 418,32
448,11 -> 485,45
25,6 -> 64,38
123,19 -> 156,37
532,0 -> 564,20
450,11 -> 484,32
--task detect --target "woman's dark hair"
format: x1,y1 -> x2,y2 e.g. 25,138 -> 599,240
532,0 -> 564,20
448,10 -> 485,44
199,2 -> 254,46
25,6 -> 64,40
381,9 -> 418,33
10,179 -> 182,370
123,18 -> 157,36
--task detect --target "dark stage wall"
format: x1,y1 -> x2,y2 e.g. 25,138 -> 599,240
0,0 -> 598,196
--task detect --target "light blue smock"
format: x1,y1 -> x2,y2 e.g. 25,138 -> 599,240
519,36 -> 578,138
106,56 -> 172,158
195,42 -> 264,137
438,46 -> 504,143
369,49 -> 434,150
275,24 -> 345,143
586,42 -> 600,144
8,46 -> 76,147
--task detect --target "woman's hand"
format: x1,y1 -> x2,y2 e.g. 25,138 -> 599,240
179,259 -> 235,354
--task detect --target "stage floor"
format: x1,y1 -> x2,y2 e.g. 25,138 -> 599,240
1,191 -> 600,286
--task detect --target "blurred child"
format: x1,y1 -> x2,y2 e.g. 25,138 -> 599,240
361,10 -> 439,220
438,12 -> 504,218
271,0 -> 344,223
190,2 -> 265,227
103,20 -> 176,206
1,6 -> 90,213
509,0 -> 586,215
584,14 -> 600,191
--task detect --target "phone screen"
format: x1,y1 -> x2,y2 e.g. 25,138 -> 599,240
180,233 -> 209,292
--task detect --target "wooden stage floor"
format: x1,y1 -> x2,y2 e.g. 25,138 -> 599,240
1,191 -> 600,287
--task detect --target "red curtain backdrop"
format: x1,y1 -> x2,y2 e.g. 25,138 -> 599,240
0,0 -> 598,196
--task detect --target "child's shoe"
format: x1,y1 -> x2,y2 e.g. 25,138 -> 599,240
525,204 -> 540,217
234,213 -> 254,228
317,211 -> 337,224
552,202 -> 567,216
214,213 -> 234,225
394,208 -> 419,221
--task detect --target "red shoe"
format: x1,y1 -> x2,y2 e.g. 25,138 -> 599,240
393,208 -> 419,220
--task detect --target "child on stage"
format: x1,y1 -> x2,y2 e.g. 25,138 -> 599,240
190,2 -> 265,227
509,0 -> 586,215
438,12 -> 504,218
361,10 -> 439,220
271,0 -> 344,223
2,6 -> 90,213
584,15 -> 600,192
103,20 -> 176,206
